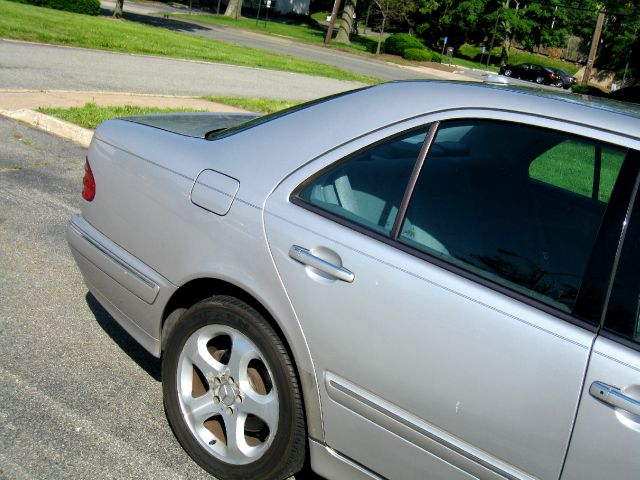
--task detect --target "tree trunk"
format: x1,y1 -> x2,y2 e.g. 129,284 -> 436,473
224,0 -> 242,19
376,15 -> 386,55
499,0 -> 511,65
500,33 -> 511,65
364,3 -> 372,31
113,0 -> 124,18
336,0 -> 357,44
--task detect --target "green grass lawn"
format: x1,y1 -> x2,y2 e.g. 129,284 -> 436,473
202,96 -> 300,113
0,1 -> 375,83
38,103 -> 205,129
38,98 -> 298,128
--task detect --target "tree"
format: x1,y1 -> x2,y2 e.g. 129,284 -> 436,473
497,0 -> 532,65
225,0 -> 242,19
597,0 -> 640,80
114,0 -> 124,18
413,0 -> 489,49
336,0 -> 358,43
520,0 -> 571,50
373,0 -> 411,54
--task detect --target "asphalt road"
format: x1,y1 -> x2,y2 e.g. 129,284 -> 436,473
0,118 -> 325,479
99,0 -> 435,82
0,40 -> 362,101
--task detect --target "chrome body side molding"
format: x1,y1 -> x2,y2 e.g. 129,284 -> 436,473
325,372 -> 533,480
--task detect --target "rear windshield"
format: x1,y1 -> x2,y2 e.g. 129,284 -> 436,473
205,86 -> 371,141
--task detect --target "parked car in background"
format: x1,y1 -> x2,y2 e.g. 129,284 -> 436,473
500,62 -> 564,87
551,67 -> 578,89
68,81 -> 640,480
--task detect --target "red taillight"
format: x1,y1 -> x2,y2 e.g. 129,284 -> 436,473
82,158 -> 96,201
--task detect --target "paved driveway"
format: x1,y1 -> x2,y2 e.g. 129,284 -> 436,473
0,118 -> 202,478
0,40 -> 364,101
99,0 -> 460,82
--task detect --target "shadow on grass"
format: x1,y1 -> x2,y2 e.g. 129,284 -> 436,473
100,6 -> 370,50
99,7 -> 211,34
86,292 -> 162,382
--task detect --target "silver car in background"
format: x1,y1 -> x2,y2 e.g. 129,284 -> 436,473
67,81 -> 640,479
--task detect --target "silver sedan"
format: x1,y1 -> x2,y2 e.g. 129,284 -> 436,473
67,81 -> 640,479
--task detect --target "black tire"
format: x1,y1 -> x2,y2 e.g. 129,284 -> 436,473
503,69 -> 512,77
535,76 -> 544,84
162,296 -> 306,480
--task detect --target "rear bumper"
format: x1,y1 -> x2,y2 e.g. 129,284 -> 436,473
67,215 -> 174,357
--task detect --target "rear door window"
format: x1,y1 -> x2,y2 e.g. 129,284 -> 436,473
297,129 -> 427,236
530,140 -> 626,202
398,119 -> 628,312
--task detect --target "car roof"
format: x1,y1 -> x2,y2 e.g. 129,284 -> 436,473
235,81 -> 640,144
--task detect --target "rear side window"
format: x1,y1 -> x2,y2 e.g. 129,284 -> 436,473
297,129 -> 427,235
399,120 -> 627,312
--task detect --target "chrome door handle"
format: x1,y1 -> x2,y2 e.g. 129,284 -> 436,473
590,381 -> 640,417
289,245 -> 354,283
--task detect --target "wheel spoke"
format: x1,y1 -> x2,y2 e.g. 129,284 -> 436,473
241,391 -> 279,432
183,330 -> 225,377
227,332 -> 256,382
183,393 -> 217,425
223,412 -> 249,459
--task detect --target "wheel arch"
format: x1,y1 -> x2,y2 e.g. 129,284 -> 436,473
161,276 -> 325,442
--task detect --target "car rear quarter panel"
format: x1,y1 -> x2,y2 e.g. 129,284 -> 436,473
82,121 -> 318,378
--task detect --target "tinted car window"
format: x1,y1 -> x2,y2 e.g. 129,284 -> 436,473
298,129 -> 427,235
399,120 -> 627,312
530,140 -> 625,202
604,188 -> 640,345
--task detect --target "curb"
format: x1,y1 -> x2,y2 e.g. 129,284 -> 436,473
0,109 -> 93,147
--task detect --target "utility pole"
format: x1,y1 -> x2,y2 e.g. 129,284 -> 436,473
325,0 -> 343,45
582,8 -> 606,85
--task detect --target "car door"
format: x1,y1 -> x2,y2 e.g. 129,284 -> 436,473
263,114 -> 630,479
562,153 -> 640,478
518,63 -> 532,80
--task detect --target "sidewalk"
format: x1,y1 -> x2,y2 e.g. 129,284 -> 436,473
0,89 -> 245,112
0,89 -> 246,147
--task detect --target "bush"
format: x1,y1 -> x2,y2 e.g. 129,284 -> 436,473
403,48 -> 432,62
384,33 -> 425,56
8,0 -> 100,15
